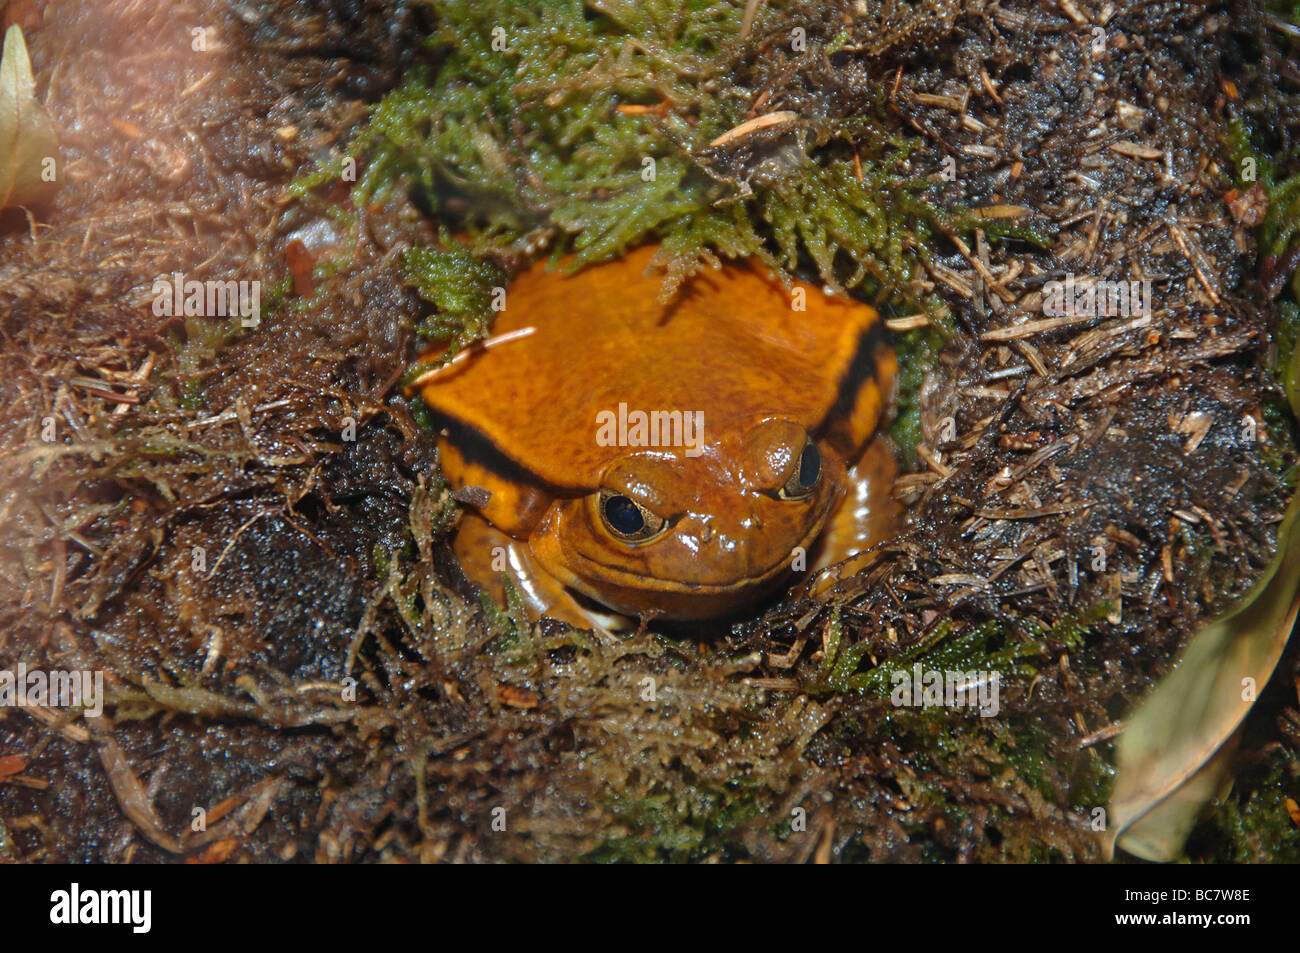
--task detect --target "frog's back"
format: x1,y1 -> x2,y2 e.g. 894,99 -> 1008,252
419,244 -> 893,489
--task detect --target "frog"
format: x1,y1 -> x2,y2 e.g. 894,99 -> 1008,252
416,243 -> 899,628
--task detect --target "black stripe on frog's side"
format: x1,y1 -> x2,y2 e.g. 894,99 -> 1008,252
817,317 -> 886,437
431,411 -> 580,497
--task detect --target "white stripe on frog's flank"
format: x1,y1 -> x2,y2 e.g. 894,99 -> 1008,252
49,884 -> 151,934
408,327 -> 538,388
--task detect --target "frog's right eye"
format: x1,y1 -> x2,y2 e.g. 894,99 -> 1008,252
598,491 -> 667,543
778,440 -> 821,501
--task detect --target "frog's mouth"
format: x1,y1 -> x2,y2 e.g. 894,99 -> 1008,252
540,498 -> 837,619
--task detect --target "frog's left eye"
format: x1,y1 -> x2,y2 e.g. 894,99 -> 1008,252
599,490 -> 667,542
778,441 -> 821,500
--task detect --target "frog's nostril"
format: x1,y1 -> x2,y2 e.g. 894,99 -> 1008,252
699,521 -> 714,543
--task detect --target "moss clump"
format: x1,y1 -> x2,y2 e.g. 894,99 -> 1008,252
582,777 -> 766,862
309,0 -> 983,321
399,244 -> 506,385
804,605 -> 1109,698
403,243 -> 504,340
887,323 -> 944,466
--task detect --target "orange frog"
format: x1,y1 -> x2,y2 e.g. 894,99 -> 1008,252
418,244 -> 898,628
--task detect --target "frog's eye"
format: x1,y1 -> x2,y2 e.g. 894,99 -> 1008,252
778,441 -> 821,500
599,490 -> 667,542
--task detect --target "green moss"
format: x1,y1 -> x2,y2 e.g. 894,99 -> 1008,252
1274,301 -> 1300,394
805,615 -> 1053,697
584,777 -> 766,862
1225,115 -> 1276,192
1188,749 -> 1300,863
1225,112 -> 1300,260
404,393 -> 438,434
258,274 -> 295,321
888,324 -> 944,465
400,243 -> 506,378
1263,175 -> 1300,259
179,378 -> 204,411
795,602 -> 1118,859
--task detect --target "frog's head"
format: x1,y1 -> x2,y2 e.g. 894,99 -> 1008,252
528,417 -> 846,619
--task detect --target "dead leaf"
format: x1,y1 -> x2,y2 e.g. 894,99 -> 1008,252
0,23 -> 59,210
1111,734 -> 1240,861
1225,184 -> 1267,228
